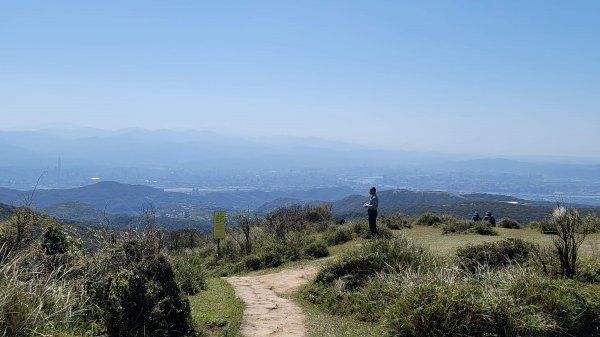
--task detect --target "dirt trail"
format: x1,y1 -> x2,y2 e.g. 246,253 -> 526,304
225,266 -> 319,337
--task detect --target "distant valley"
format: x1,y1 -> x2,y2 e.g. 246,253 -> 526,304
1,181 -> 597,232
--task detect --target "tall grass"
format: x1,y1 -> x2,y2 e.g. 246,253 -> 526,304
0,244 -> 94,337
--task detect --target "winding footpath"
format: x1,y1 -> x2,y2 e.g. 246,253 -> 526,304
225,266 -> 319,337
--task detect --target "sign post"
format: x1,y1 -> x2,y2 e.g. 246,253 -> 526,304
213,211 -> 226,258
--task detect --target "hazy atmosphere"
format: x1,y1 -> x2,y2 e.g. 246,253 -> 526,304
3,3 -> 600,337
2,1 -> 599,157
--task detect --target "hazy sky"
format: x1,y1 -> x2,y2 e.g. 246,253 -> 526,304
1,1 -> 599,157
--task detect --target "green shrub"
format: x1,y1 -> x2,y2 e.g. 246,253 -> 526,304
385,270 -> 600,337
509,275 -> 600,336
0,247 -> 94,337
314,236 -> 434,290
583,215 -> 600,233
531,220 -> 557,234
351,221 -> 368,236
385,282 -> 495,337
241,250 -> 283,271
456,238 -> 533,273
498,217 -> 521,229
381,214 -> 412,230
355,276 -> 401,322
303,241 -> 329,259
323,228 -> 353,246
414,213 -> 443,226
169,254 -> 206,295
440,219 -> 473,234
42,220 -> 82,257
88,232 -> 193,337
470,222 -> 499,236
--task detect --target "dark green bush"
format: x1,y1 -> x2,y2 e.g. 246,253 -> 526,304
414,213 -> 443,226
314,236 -> 434,290
456,238 -> 533,273
440,219 -> 473,234
241,250 -> 283,271
89,233 -> 193,337
577,258 -> 600,284
169,254 -> 206,295
470,222 -> 498,236
381,214 -> 412,230
509,276 -> 600,336
386,282 -> 495,337
583,215 -> 600,233
530,220 -> 557,234
323,228 -> 353,246
351,221 -> 368,236
385,272 -> 600,337
498,218 -> 521,229
303,241 -> 329,258
42,220 -> 82,257
350,221 -> 393,239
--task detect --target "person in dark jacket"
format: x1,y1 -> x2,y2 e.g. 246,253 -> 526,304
484,211 -> 496,226
472,212 -> 482,222
364,187 -> 378,237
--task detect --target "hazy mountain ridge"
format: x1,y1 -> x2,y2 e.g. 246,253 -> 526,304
2,129 -> 600,208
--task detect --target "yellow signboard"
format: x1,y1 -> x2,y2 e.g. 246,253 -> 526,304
213,211 -> 226,239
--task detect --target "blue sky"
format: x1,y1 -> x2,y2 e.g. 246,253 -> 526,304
1,1 -> 599,157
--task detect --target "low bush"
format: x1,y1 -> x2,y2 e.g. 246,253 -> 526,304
385,269 -> 600,337
323,227 -> 353,246
381,214 -> 412,230
241,250 -> 283,271
169,254 -> 206,295
314,236 -> 435,290
530,220 -> 557,234
0,247 -> 93,337
583,215 -> 600,233
440,219 -> 473,234
88,232 -> 194,337
303,240 -> 329,258
386,282 -> 495,337
349,221 -> 393,239
498,217 -> 521,229
470,222 -> 499,236
456,238 -> 533,273
508,274 -> 600,336
351,221 -> 368,236
414,213 -> 443,226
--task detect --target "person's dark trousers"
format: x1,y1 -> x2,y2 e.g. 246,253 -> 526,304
368,209 -> 377,237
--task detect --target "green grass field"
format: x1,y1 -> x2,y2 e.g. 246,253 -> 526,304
396,225 -> 600,256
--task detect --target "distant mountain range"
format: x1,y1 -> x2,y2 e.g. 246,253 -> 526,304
2,129 -> 600,209
0,182 -> 598,228
0,181 -> 354,223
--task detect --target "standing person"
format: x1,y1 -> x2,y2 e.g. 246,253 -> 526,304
364,187 -> 379,237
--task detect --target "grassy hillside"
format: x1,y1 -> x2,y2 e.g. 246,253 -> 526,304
332,189 -> 600,223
